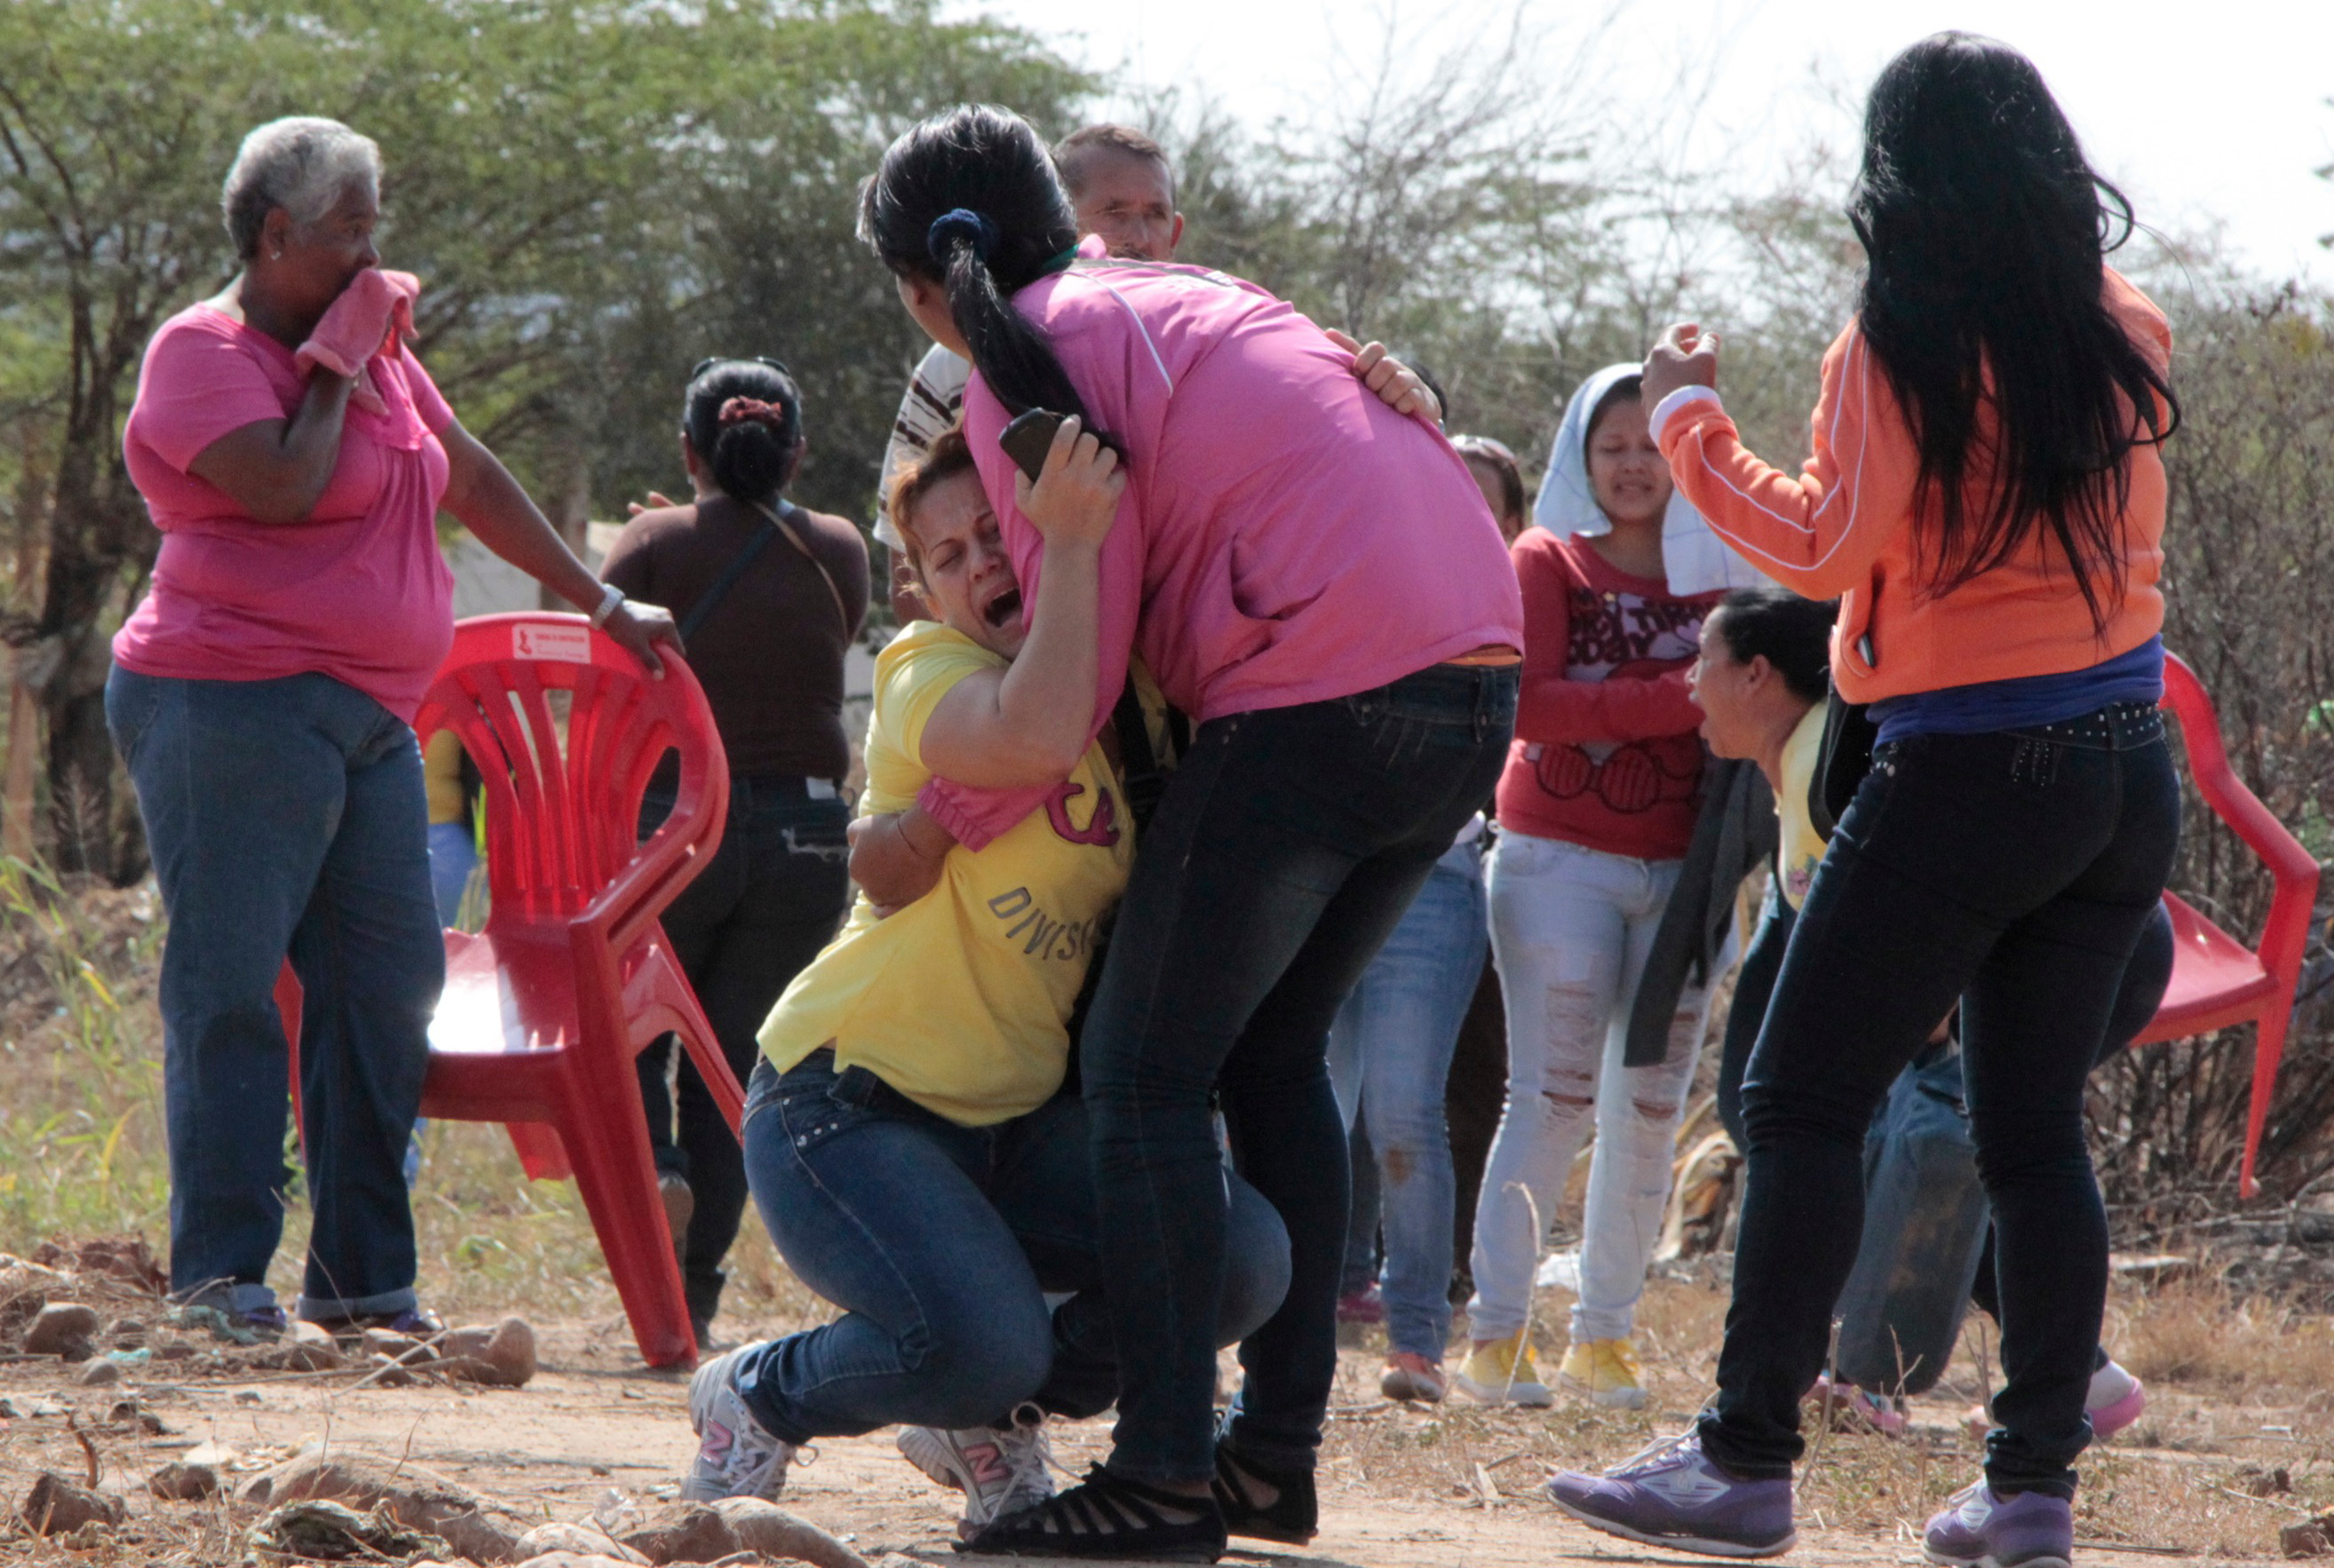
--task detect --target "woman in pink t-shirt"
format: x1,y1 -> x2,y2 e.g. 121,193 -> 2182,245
106,116 -> 677,1341
760,105 -> 1512,1560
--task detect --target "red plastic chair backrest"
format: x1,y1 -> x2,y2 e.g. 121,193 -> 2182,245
2161,652 -> 2319,971
413,615 -> 729,946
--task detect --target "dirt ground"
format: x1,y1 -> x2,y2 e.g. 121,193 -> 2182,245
0,1309 -> 2312,1567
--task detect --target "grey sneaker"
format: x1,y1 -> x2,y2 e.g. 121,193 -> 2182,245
1546,1431 -> 1797,1558
896,1403 -> 1055,1535
681,1343 -> 796,1501
1924,1480 -> 2073,1568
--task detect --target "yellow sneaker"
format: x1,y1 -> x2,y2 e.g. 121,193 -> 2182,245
1559,1337 -> 1647,1410
1450,1332 -> 1553,1407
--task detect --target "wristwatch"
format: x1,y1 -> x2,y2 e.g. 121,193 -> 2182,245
590,582 -> 625,629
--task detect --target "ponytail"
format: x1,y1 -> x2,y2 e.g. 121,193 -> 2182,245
861,106 -> 1104,440
681,358 -> 801,507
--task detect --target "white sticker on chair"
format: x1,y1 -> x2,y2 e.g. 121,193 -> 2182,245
512,623 -> 591,662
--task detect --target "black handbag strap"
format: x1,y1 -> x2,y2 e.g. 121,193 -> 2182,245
1811,680 -> 1878,841
676,500 -> 821,644
1112,680 -> 1168,833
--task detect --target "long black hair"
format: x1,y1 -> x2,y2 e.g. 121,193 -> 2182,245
858,105 -> 1100,434
682,358 -> 802,507
1847,32 -> 2178,630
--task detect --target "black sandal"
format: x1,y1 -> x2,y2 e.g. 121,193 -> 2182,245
1211,1441 -> 1318,1545
957,1463 -> 1226,1561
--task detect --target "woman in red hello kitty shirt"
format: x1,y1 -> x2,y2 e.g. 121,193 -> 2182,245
1456,365 -> 1732,1414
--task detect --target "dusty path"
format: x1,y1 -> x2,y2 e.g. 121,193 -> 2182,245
0,1319 -> 2298,1565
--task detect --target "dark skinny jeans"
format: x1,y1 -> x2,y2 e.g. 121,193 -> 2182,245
1697,702 -> 2179,1501
1080,662 -> 1516,1485
637,778 -> 851,1330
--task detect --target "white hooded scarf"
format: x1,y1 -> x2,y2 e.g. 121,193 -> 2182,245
1530,362 -> 1772,595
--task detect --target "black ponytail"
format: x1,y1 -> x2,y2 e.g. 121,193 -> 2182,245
681,358 -> 802,507
859,105 -> 1102,438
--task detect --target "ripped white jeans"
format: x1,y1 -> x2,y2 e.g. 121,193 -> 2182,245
1467,829 -> 1730,1344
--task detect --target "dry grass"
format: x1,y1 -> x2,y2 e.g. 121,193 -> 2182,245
1316,1268 -> 2330,1562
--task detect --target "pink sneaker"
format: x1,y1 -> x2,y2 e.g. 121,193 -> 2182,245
2086,1359 -> 2146,1440
1336,1285 -> 1385,1325
1806,1374 -> 1907,1437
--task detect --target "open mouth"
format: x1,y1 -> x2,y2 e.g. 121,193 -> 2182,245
982,588 -> 1023,629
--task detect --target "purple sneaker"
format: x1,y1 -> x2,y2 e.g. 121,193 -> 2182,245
1546,1432 -> 1796,1558
1923,1481 -> 2072,1568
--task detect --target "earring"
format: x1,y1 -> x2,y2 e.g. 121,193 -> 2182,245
271,249 -> 282,261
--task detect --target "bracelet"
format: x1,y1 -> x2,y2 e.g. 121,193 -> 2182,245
590,582 -> 624,629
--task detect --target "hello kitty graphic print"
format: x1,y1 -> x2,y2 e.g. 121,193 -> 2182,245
1494,530 -> 1720,861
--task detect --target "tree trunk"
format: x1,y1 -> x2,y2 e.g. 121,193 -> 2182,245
538,439 -> 592,612
36,337 -> 149,882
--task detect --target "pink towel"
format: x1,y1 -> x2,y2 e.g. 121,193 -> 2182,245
296,268 -> 420,414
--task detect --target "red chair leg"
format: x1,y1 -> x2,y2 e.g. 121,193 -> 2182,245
672,1018 -> 746,1144
504,1121 -> 574,1182
551,1065 -> 697,1368
2239,1008 -> 2291,1201
274,962 -> 305,1155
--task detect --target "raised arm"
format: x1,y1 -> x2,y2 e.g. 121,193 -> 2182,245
915,416 -> 1124,789
1645,321 -> 1910,600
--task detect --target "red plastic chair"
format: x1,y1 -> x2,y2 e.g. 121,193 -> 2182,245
277,614 -> 734,1366
2131,653 -> 2320,1198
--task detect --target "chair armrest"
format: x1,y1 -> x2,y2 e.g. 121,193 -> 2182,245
2164,653 -> 2322,985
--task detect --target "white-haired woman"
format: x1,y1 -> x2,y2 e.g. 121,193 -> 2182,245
107,116 -> 678,1336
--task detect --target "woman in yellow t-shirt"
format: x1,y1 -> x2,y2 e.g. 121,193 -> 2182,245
675,424 -> 1290,1532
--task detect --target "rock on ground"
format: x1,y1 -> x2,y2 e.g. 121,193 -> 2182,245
707,1496 -> 871,1568
22,1470 -> 126,1534
441,1316 -> 539,1387
512,1520 -> 649,1562
237,1445 -> 525,1562
23,1300 -> 99,1358
148,1460 -> 223,1500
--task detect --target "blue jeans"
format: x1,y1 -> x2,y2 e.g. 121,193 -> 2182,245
734,1053 -> 1290,1443
425,821 -> 477,928
107,668 -> 443,1319
1699,702 -> 2179,1501
638,779 -> 851,1330
1327,837 -> 1488,1359
1081,662 -> 1516,1484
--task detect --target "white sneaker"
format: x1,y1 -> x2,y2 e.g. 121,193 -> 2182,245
681,1343 -> 797,1501
896,1403 -> 1055,1534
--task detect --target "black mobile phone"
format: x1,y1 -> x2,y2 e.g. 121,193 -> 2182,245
998,408 -> 1068,483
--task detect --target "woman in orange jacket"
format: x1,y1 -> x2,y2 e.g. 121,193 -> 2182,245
1546,34 -> 2180,1567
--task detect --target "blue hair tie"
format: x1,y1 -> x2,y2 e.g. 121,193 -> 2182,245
926,208 -> 998,265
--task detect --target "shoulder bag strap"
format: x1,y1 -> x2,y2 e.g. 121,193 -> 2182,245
747,498 -> 855,640
676,514 -> 780,644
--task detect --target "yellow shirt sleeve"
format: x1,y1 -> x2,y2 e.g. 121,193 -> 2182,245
422,729 -> 466,827
886,629 -> 1004,769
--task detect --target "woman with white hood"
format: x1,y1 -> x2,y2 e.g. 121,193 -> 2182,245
1453,367 -> 1761,1412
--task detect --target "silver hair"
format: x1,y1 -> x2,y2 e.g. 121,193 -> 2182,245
220,117 -> 381,261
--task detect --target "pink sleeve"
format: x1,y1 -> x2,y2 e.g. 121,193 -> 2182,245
917,360 -> 1147,851
398,344 -> 457,434
135,321 -> 291,473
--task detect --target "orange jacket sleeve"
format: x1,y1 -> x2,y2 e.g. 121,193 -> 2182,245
1654,321 -> 1918,600
1512,535 -> 1704,747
